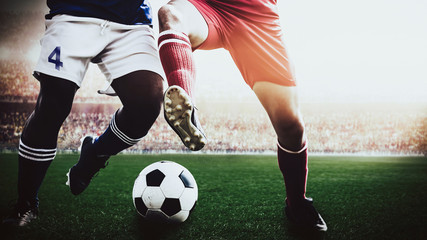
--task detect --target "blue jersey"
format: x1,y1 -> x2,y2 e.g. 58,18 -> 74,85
46,0 -> 152,25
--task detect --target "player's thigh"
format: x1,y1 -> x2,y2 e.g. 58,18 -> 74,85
159,0 -> 208,47
228,33 -> 296,89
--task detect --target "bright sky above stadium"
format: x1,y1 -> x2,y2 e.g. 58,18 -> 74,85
1,0 -> 426,103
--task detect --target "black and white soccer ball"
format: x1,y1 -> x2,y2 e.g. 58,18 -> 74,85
132,161 -> 198,223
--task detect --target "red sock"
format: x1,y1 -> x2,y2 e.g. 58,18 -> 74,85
158,30 -> 195,98
277,141 -> 308,206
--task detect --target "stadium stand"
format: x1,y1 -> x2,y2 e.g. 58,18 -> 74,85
0,12 -> 426,155
1,101 -> 426,155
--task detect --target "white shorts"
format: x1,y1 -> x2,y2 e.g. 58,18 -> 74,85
34,15 -> 164,88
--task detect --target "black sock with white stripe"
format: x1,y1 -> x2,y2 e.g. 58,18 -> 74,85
93,111 -> 143,156
18,139 -> 56,208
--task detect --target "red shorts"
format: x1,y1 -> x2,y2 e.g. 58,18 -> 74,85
188,0 -> 296,88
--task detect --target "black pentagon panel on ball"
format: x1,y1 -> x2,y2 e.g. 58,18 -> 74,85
179,170 -> 196,188
146,169 -> 165,186
161,198 -> 181,216
134,197 -> 148,216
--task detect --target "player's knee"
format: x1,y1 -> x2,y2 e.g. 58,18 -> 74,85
275,114 -> 305,143
113,71 -> 163,118
158,4 -> 185,31
118,87 -> 163,138
36,77 -> 76,126
35,95 -> 73,127
22,89 -> 72,146
126,88 -> 163,118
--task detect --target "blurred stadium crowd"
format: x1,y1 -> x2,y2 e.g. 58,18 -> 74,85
1,98 -> 426,155
0,58 -> 425,155
0,12 -> 426,155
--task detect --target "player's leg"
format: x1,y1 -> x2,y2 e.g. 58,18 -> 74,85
253,82 -> 327,231
157,0 -> 209,151
67,70 -> 163,195
2,74 -> 78,226
158,0 -> 208,94
95,70 -> 164,155
218,1 -> 327,229
253,83 -> 307,202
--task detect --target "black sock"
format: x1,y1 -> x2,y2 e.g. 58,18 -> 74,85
93,112 -> 142,156
17,139 -> 56,208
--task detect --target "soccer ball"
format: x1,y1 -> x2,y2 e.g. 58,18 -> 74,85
132,161 -> 198,223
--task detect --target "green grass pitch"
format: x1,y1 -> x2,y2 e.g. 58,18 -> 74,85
0,153 -> 426,239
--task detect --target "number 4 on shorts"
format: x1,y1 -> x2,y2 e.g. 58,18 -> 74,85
48,46 -> 63,70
